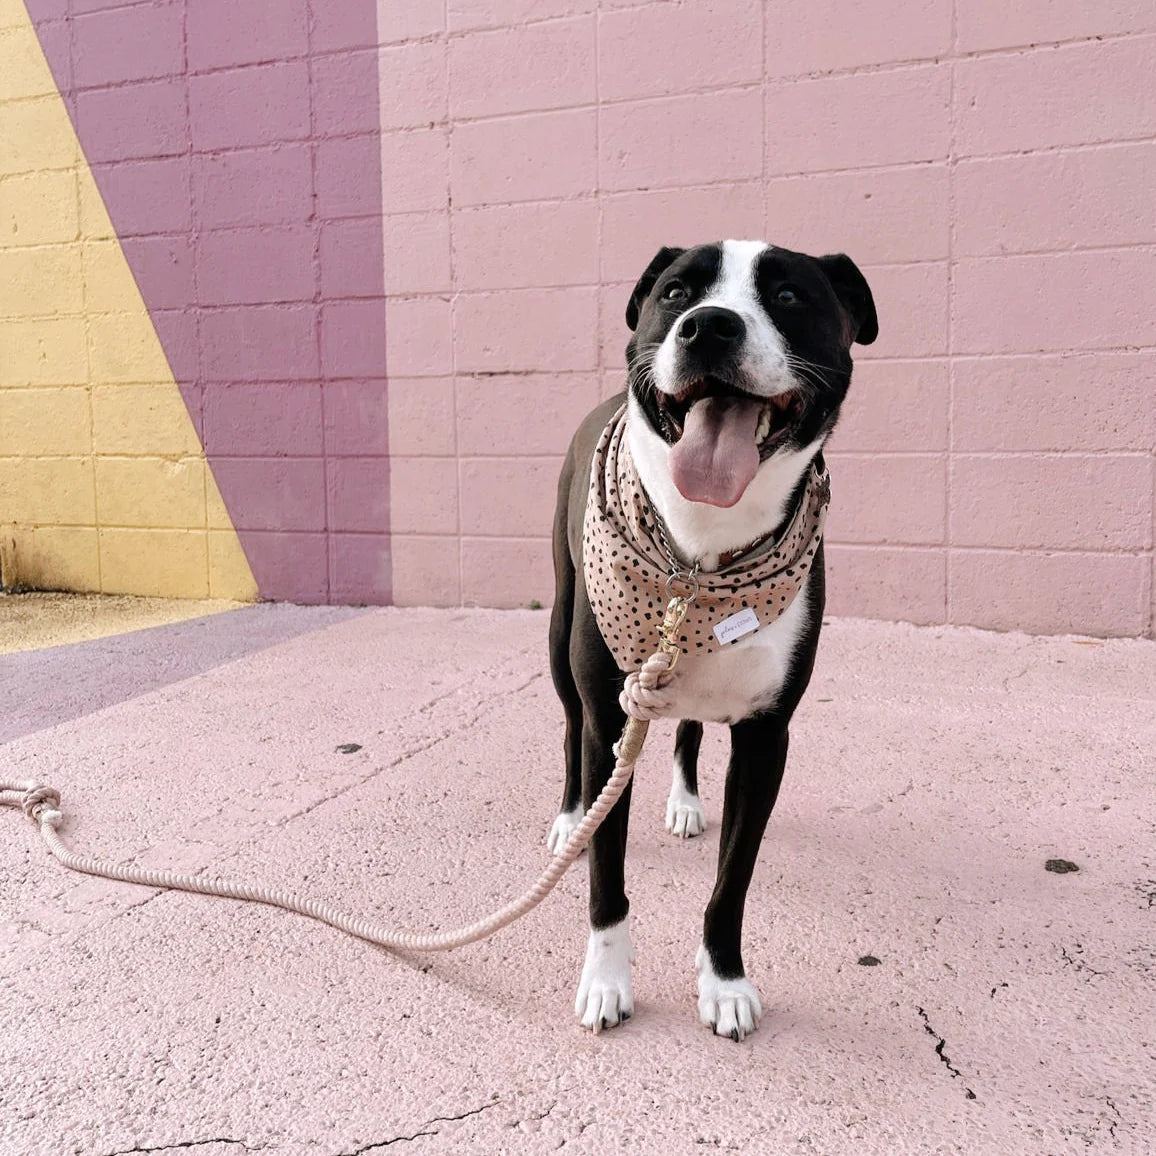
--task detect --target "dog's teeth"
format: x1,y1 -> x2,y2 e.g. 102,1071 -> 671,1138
755,405 -> 772,444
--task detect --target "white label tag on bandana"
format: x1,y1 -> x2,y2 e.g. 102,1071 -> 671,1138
713,607 -> 760,645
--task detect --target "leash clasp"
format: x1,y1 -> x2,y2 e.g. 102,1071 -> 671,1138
658,565 -> 700,671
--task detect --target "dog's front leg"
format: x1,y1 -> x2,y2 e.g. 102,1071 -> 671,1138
574,696 -> 635,1031
697,714 -> 789,1041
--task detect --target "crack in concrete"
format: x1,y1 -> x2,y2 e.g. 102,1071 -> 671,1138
531,1102 -> 557,1124
415,677 -> 483,716
333,1101 -> 500,1155
336,1131 -> 437,1154
100,1138 -> 264,1156
916,1006 -> 977,1100
1105,1096 -> 1121,1144
1060,943 -> 1108,978
424,1101 -> 500,1127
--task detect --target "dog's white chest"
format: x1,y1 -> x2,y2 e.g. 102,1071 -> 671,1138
659,574 -> 811,724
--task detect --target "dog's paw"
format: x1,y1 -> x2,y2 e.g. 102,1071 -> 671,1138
575,918 -> 634,1032
665,782 -> 706,839
546,807 -> 583,856
696,944 -> 762,1042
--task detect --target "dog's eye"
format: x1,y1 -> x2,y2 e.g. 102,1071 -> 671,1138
662,283 -> 688,302
775,286 -> 801,305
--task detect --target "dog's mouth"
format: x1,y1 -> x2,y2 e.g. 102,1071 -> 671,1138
656,378 -> 802,447
654,377 -> 803,508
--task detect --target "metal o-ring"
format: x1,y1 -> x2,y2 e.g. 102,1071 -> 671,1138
664,570 -> 699,603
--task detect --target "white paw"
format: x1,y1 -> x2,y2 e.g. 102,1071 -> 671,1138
546,807 -> 582,856
575,918 -> 634,1032
696,944 -> 762,1042
666,782 -> 706,838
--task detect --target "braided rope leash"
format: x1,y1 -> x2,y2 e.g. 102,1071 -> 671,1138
1,595 -> 693,954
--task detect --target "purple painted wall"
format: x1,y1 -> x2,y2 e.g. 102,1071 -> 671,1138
26,0 -> 390,604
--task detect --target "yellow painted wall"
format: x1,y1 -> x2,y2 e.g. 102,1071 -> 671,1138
0,2 -> 256,600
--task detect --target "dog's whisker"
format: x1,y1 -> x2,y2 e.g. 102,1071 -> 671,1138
782,356 -> 831,395
784,353 -> 843,382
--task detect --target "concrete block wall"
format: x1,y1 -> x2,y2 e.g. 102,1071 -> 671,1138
383,0 -> 1155,637
4,0 -> 1153,636
6,0 -> 388,603
1,0 -> 244,598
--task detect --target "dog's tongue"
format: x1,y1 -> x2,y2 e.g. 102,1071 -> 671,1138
669,395 -> 763,507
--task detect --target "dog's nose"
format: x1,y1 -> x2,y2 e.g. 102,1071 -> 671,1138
676,307 -> 746,350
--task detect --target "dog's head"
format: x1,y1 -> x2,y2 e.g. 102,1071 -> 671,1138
625,240 -> 877,508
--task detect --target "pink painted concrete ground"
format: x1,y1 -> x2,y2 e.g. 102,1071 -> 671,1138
2,606 -> 1154,1155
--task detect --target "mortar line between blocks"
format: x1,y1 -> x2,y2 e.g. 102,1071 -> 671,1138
441,0 -> 464,604
304,0 -> 332,601
945,0 -> 960,626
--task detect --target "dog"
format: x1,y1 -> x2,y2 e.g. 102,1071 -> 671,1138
547,239 -> 877,1040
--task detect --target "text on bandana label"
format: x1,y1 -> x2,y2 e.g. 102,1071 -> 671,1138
713,607 -> 760,645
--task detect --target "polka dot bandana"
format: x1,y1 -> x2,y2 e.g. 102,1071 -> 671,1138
582,406 -> 831,672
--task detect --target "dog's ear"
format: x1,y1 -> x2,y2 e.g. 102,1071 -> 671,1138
625,246 -> 685,331
816,253 -> 878,346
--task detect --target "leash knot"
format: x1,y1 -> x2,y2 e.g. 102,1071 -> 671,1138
619,651 -> 676,721
21,785 -> 63,828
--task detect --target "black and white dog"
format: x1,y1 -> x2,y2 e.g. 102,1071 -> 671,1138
547,240 -> 877,1040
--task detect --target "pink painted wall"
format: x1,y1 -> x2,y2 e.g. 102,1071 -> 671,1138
383,1 -> 1155,638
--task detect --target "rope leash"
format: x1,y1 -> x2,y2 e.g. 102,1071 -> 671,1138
2,595 -> 693,954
